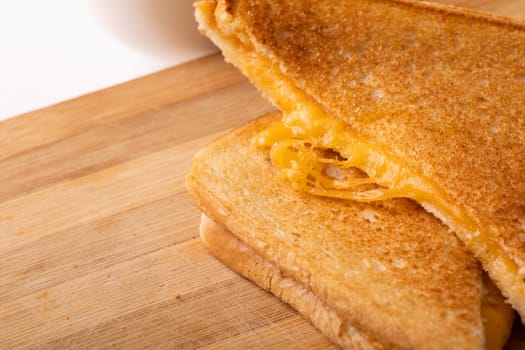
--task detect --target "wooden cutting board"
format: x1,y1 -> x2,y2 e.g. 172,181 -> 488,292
1,1 -> 524,349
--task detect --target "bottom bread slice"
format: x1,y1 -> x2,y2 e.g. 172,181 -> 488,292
199,214 -> 383,350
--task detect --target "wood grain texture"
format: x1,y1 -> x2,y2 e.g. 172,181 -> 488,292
1,1 -> 524,349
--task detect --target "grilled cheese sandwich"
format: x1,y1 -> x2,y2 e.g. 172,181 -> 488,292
195,0 -> 525,321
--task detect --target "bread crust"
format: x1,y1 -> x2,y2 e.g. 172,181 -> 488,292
196,0 -> 525,318
186,112 -> 490,349
200,214 -> 384,349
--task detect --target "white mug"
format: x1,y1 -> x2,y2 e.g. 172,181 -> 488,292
90,0 -> 216,58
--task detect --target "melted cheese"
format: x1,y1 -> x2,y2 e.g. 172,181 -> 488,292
199,2 -> 516,346
482,274 -> 515,350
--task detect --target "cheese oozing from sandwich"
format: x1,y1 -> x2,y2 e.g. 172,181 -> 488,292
197,1 -> 516,346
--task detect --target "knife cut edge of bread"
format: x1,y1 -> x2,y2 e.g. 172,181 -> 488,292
194,0 -> 525,320
186,112 -> 515,349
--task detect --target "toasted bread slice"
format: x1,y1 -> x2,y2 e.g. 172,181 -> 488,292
186,112 -> 514,350
194,0 -> 525,319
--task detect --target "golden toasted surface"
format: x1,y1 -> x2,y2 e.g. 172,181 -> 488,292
186,112 -> 486,349
202,0 -> 525,317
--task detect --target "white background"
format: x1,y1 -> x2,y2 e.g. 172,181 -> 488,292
0,0 -> 217,121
